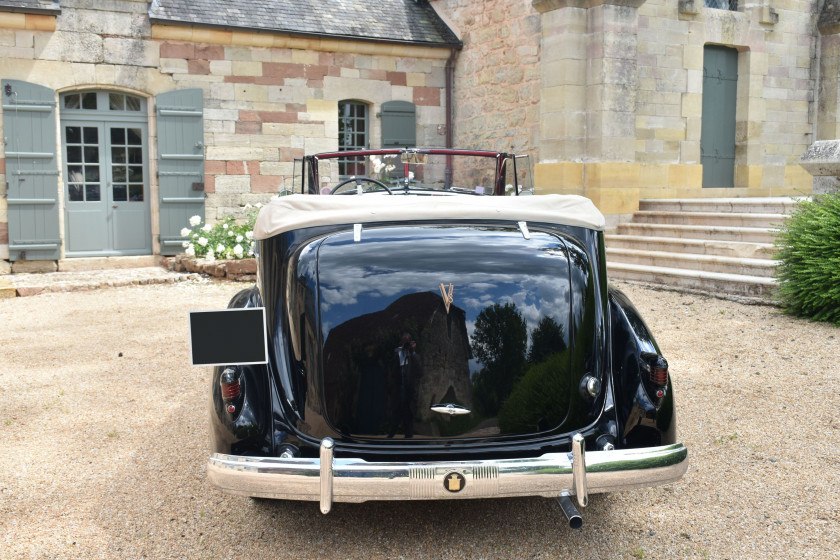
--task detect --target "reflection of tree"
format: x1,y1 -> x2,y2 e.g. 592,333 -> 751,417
470,302 -> 527,416
499,350 -> 570,433
528,316 -> 566,364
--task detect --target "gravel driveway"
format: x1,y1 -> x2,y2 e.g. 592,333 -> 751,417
1,279 -> 837,559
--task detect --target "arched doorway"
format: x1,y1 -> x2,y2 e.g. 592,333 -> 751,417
60,90 -> 152,256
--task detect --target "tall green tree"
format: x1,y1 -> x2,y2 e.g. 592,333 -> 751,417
470,303 -> 528,416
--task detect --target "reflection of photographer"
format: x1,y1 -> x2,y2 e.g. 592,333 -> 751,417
390,333 -> 423,438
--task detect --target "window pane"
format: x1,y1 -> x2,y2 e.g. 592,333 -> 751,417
112,185 -> 127,201
82,92 -> 97,110
125,96 -> 141,111
357,119 -> 365,132
111,128 -> 125,145
65,126 -> 81,143
128,147 -> 143,164
128,166 -> 143,182
83,127 -> 98,144
112,147 -> 126,164
64,95 -> 80,110
129,184 -> 144,201
85,166 -> 100,182
109,93 -> 124,111
86,184 -> 101,201
68,184 -> 83,201
112,166 -> 126,182
127,128 -> 142,145
67,146 -> 82,163
84,146 -> 99,163
68,166 -> 83,182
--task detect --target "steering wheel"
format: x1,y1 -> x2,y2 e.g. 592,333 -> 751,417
329,176 -> 393,195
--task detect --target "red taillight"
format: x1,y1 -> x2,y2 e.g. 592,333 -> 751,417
220,368 -> 240,401
650,359 -> 669,387
641,352 -> 669,388
222,381 -> 240,400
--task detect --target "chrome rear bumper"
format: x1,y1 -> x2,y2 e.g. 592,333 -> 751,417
207,436 -> 688,514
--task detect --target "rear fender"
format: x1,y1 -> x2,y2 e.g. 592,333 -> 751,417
608,286 -> 676,448
209,287 -> 272,456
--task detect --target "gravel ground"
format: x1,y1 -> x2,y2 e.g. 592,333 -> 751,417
0,278 -> 837,559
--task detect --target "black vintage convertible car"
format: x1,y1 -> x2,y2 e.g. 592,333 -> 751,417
204,148 -> 687,527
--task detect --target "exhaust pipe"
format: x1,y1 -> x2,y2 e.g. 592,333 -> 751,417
556,495 -> 583,529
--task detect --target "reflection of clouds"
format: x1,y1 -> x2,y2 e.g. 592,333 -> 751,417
315,227 -> 576,339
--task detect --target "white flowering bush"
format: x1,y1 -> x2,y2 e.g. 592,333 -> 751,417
181,204 -> 261,261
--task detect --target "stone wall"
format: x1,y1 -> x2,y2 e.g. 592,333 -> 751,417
430,0 -> 541,158
0,0 -> 450,265
634,0 -> 816,198
152,28 -> 449,220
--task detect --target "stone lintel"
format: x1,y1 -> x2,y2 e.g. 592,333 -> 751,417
532,0 -> 645,13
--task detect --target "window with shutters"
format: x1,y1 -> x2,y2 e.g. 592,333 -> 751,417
338,100 -> 369,177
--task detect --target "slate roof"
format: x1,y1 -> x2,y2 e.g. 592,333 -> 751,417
148,0 -> 461,48
0,0 -> 59,14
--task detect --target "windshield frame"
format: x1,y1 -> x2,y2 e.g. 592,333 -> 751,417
300,148 -> 523,197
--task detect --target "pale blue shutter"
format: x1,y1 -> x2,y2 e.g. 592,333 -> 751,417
2,79 -> 60,261
381,101 -> 416,148
156,89 -> 204,255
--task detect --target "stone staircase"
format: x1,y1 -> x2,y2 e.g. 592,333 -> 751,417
606,198 -> 801,300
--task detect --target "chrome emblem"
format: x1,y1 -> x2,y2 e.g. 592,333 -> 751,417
444,472 -> 465,493
430,403 -> 471,416
439,283 -> 454,314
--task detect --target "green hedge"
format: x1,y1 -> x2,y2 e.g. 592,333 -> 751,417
775,191 -> 840,325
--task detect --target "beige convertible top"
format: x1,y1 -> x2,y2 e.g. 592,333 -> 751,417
253,193 -> 605,240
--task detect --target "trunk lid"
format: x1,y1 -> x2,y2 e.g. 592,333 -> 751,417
303,224 -> 586,441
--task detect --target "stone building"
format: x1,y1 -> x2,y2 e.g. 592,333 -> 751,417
1,0 -> 838,271
0,0 -> 459,271
433,0 -> 833,225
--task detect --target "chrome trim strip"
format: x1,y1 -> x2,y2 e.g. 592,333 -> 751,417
571,433 -> 587,508
208,442 -> 688,508
320,438 -> 334,514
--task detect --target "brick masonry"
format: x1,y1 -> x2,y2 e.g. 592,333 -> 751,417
0,0 -> 450,265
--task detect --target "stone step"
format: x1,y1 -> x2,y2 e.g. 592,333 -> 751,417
615,223 -> 777,243
631,211 -> 787,229
607,262 -> 777,298
639,197 -> 801,214
605,234 -> 776,258
606,248 -> 777,278
57,255 -> 162,272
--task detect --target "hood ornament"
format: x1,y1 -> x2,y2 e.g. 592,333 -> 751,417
439,283 -> 454,314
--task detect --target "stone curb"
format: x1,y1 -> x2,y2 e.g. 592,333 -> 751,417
7,272 -> 202,298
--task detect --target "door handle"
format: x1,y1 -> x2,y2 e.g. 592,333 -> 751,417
112,205 -> 118,209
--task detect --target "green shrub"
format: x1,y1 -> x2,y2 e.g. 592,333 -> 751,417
774,191 -> 840,324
